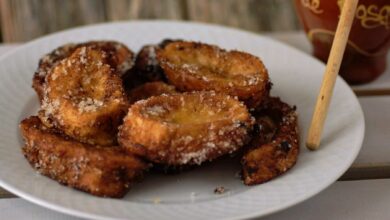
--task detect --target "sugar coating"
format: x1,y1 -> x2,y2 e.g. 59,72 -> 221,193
77,97 -> 104,113
123,92 -> 253,166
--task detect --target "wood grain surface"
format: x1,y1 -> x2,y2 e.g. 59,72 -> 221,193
0,0 -> 300,42
0,0 -> 106,42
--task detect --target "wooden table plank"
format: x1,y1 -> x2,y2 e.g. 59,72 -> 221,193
186,0 -> 300,32
105,0 -> 186,21
0,0 -> 106,42
339,96 -> 390,180
269,32 -> 390,92
263,179 -> 390,220
1,179 -> 390,220
355,96 -> 390,166
353,97 -> 390,164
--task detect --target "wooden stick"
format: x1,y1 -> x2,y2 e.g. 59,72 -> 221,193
306,0 -> 359,150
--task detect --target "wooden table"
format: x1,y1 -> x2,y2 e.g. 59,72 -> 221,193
1,32 -> 389,219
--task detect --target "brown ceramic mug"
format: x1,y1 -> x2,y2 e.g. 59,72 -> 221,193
294,0 -> 390,84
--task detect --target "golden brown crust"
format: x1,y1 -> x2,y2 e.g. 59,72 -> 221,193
39,46 -> 128,146
118,92 -> 254,166
33,43 -> 78,101
33,41 -> 134,102
127,81 -> 177,104
241,97 -> 299,185
85,41 -> 134,76
157,41 -> 269,108
20,116 -> 148,198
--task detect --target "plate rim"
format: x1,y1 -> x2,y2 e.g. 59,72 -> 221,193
0,20 -> 365,220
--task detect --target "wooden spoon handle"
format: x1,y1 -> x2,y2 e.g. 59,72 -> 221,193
306,0 -> 359,150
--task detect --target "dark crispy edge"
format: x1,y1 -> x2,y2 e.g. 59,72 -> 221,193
20,116 -> 148,198
122,39 -> 182,91
241,97 -> 299,185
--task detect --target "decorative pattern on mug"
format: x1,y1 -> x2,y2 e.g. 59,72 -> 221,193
307,28 -> 387,57
356,4 -> 390,29
301,0 -> 324,14
338,0 -> 389,29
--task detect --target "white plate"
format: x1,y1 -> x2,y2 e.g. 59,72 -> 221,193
0,21 -> 364,220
